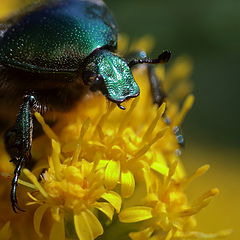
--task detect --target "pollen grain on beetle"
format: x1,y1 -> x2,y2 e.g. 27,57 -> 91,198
0,36 -> 230,239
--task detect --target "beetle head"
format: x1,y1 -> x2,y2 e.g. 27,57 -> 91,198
82,49 -> 139,107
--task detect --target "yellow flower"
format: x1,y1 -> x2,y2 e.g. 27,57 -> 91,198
119,163 -> 230,239
24,132 -> 121,240
0,17 -> 231,238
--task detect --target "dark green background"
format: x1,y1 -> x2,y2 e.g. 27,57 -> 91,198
105,0 -> 240,149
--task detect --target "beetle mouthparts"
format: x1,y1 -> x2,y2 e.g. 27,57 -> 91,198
117,103 -> 126,110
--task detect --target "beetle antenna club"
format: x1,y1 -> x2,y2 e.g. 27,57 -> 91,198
128,50 -> 171,68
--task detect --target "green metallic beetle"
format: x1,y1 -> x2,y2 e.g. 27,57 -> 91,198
0,0 -> 170,212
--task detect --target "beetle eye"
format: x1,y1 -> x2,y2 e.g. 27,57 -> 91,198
89,75 -> 105,92
82,72 -> 107,94
83,71 -> 95,86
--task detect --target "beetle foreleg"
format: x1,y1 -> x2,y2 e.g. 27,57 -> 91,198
127,50 -> 185,148
147,65 -> 166,107
4,94 -> 47,212
10,157 -> 25,212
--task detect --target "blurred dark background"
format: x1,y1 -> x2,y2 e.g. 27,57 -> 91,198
105,0 -> 240,149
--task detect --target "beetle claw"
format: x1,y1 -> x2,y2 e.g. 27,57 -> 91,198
10,156 -> 26,213
11,186 -> 25,213
12,200 -> 25,213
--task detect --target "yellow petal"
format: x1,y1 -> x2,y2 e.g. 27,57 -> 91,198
34,112 -> 59,141
133,128 -> 168,159
33,205 -> 49,238
95,159 -> 108,170
151,158 -> 169,176
74,209 -> 103,240
94,202 -> 114,220
117,98 -> 139,134
51,207 -> 61,222
81,159 -> 93,177
101,191 -> 122,213
23,169 -> 48,198
142,103 -> 166,142
121,170 -> 135,198
49,216 -> 65,240
177,229 -> 232,239
174,94 -> 194,126
119,207 -> 153,223
182,165 -> 210,188
105,160 -> 120,189
129,227 -> 153,240
51,139 -> 62,181
142,165 -> 151,194
18,179 -> 36,189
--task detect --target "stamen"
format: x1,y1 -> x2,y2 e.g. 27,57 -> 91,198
23,169 -> 48,198
34,112 -> 59,141
181,165 -> 210,188
133,127 -> 168,159
18,179 -> 37,189
51,139 -> 62,181
71,118 -> 91,165
93,101 -> 115,137
142,103 -> 166,142
174,95 -> 194,126
118,98 -> 138,135
193,188 -> 219,206
27,192 -> 39,202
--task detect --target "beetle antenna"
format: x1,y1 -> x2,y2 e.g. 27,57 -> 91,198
128,50 -> 171,68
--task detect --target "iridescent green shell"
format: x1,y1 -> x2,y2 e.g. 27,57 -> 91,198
0,0 -> 118,73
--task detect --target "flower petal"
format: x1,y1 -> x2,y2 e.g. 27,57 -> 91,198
51,139 -> 62,181
150,153 -> 169,176
34,112 -> 59,141
105,160 -> 120,189
23,169 -> 48,198
74,209 -> 103,240
101,191 -> 122,213
49,216 -> 65,240
119,207 -> 153,223
129,227 -> 154,240
81,159 -> 93,177
33,205 -> 49,238
121,170 -> 135,198
174,94 -> 194,126
95,159 -> 108,170
94,202 -> 114,220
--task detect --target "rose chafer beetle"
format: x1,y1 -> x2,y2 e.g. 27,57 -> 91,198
0,0 -> 170,212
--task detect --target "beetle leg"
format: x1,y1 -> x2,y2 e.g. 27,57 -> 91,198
147,64 -> 166,107
10,157 -> 26,212
127,50 -> 185,148
4,94 -> 47,212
